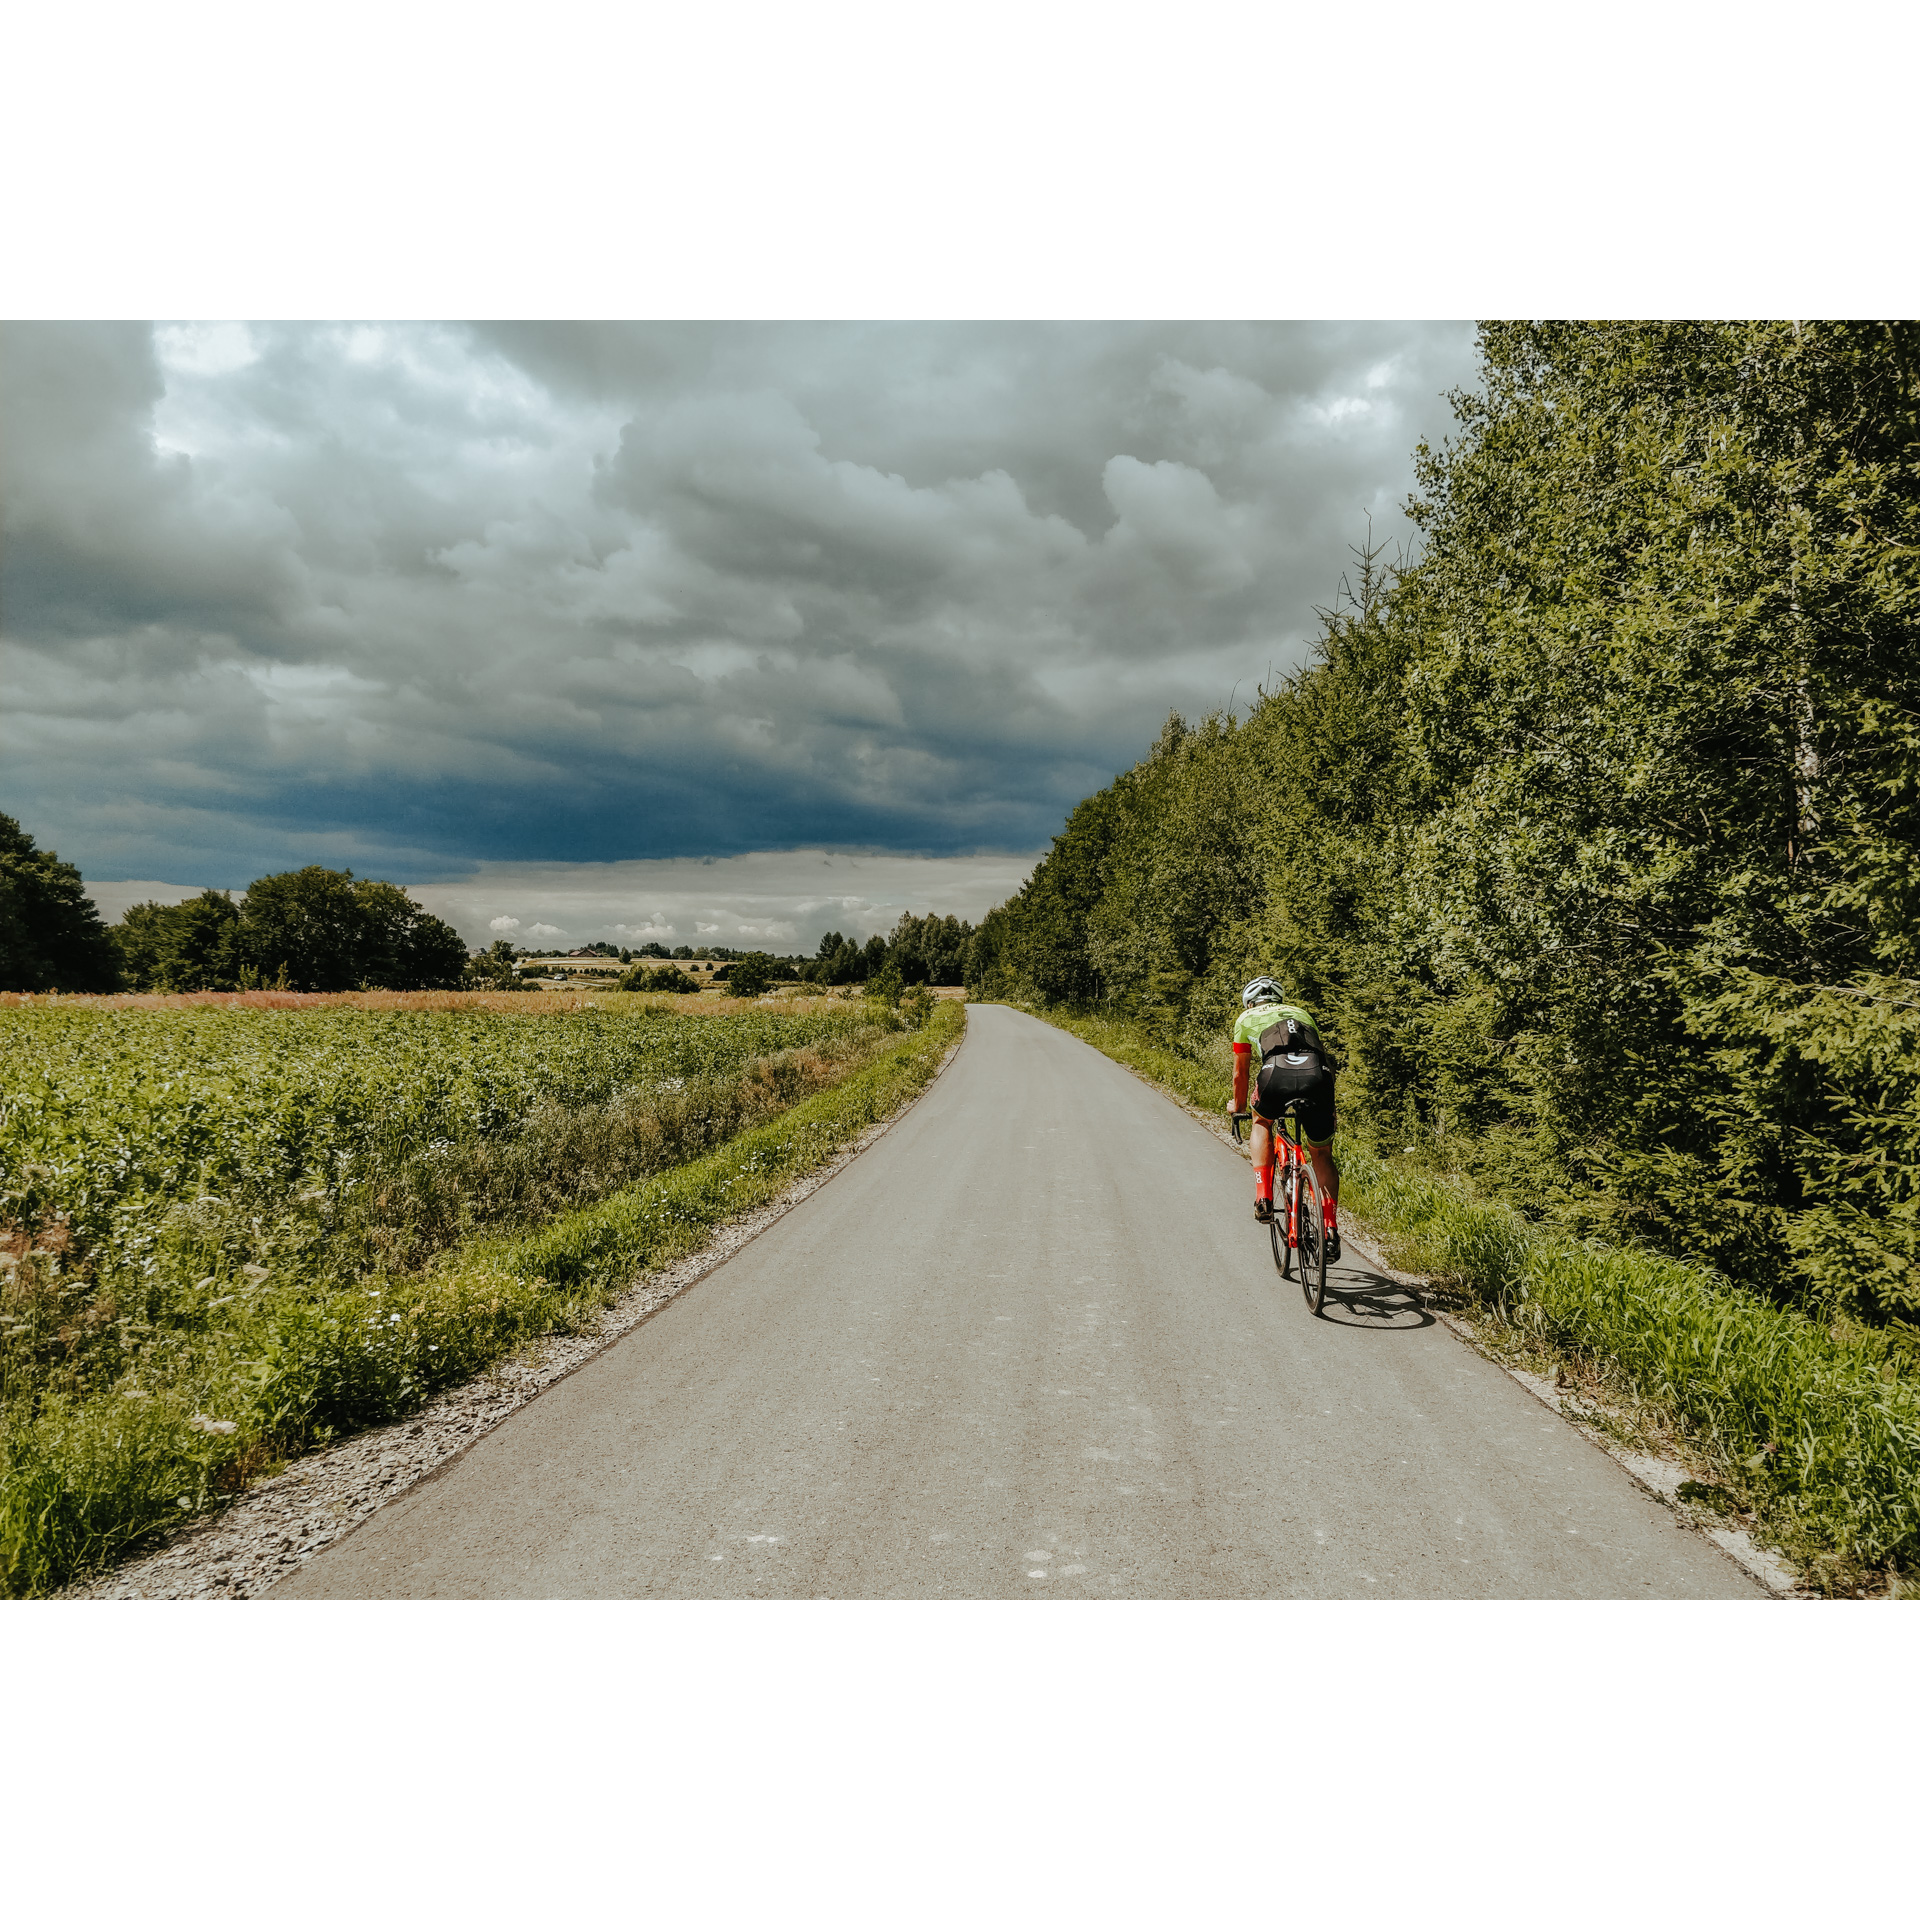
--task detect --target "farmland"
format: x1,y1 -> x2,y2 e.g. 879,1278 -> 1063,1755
0,990 -> 956,1593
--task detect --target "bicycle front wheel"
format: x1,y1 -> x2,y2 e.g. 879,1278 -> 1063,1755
1296,1157 -> 1328,1316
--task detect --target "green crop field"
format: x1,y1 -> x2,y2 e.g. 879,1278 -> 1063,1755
0,994 -> 943,1593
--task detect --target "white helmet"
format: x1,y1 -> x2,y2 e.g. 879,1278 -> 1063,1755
1241,976 -> 1283,1008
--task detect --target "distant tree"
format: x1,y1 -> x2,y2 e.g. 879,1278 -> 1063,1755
357,882 -> 468,989
671,945 -> 693,959
963,905 -> 1018,999
889,911 -> 974,987
231,866 -> 467,990
113,900 -> 175,989
638,941 -> 671,959
233,867 -> 363,989
0,815 -> 123,992
621,963 -> 700,993
465,939 -> 534,990
802,930 -> 848,985
727,951 -> 775,997
161,891 -> 240,989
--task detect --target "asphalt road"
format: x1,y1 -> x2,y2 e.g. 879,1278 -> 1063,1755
278,1005 -> 1761,1599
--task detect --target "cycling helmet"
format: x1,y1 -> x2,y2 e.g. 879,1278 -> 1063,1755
1241,976 -> 1283,1008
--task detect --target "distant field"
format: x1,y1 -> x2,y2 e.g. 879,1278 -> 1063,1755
0,985 -> 848,1013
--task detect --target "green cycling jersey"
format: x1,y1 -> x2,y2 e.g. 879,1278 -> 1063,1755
1232,1001 -> 1323,1052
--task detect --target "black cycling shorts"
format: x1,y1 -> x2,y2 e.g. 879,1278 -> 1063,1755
1252,1063 -> 1337,1146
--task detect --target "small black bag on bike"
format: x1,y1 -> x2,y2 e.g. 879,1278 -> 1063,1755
1252,1016 -> 1329,1112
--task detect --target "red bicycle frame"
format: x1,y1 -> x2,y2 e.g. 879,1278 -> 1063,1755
1236,1109 -> 1337,1247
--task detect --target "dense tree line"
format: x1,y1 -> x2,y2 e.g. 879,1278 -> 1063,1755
971,322 -> 1920,1336
795,915 -> 973,988
116,868 -> 469,992
613,914 -> 976,997
0,835 -> 470,993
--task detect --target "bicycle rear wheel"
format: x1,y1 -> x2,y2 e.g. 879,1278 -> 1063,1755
1296,1156 -> 1328,1315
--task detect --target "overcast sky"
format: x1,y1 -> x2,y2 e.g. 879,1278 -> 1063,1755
2,320 -> 1478,947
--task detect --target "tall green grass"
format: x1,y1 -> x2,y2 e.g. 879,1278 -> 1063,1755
1025,1003 -> 1920,1591
2,1003 -> 963,1596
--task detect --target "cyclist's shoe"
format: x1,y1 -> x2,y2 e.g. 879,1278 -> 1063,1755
1326,1230 -> 1342,1264
1254,1198 -> 1274,1224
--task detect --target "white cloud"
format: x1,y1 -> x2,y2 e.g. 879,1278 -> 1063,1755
488,914 -> 521,932
525,922 -> 565,939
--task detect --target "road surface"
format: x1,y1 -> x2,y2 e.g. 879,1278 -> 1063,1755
278,1005 -> 1761,1599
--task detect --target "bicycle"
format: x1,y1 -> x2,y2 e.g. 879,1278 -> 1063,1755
1232,1104 -> 1331,1315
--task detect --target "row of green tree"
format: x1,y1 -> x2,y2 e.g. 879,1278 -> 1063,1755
608,914 -> 976,998
969,322 -> 1920,1338
0,828 -> 470,993
800,915 -> 973,988
2,818 -> 983,1000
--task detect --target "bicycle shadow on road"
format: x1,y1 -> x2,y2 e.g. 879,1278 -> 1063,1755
1314,1265 -> 1434,1331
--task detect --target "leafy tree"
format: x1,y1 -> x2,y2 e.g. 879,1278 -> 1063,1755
465,939 -> 534,990
231,866 -> 469,991
888,912 -> 974,986
0,815 -> 123,992
233,867 -> 363,990
113,900 -> 177,989
621,963 -> 699,993
350,880 -> 468,990
727,951 -> 775,997
119,890 -> 242,991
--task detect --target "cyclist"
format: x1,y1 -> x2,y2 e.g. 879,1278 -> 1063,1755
1228,976 -> 1341,1261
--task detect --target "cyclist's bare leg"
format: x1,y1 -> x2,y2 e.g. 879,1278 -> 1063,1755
1251,1115 -> 1276,1212
1308,1136 -> 1339,1207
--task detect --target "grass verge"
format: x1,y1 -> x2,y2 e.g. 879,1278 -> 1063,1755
1018,1002 -> 1920,1595
5,1002 -> 963,1597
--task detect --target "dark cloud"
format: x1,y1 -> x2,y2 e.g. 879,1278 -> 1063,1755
2,320 -> 1477,886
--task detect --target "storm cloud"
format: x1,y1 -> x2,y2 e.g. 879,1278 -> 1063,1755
2,321 -> 1476,896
